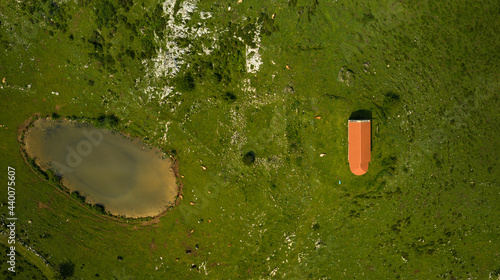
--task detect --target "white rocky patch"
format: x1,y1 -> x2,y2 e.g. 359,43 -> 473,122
140,0 -> 213,106
314,238 -> 324,249
162,121 -> 171,142
177,0 -> 197,21
200,11 -> 212,19
142,0 -> 263,108
145,0 -> 211,80
198,261 -> 208,275
245,23 -> 262,73
284,232 -> 296,250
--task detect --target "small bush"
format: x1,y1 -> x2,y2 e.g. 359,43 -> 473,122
223,91 -> 237,103
58,262 -> 75,279
174,73 -> 195,92
243,151 -> 256,165
70,191 -> 86,203
95,1 -> 117,28
92,204 -> 106,215
97,114 -> 119,128
45,169 -> 61,184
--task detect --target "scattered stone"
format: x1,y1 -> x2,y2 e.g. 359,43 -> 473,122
315,116 -> 322,119
190,201 -> 196,205
320,153 -> 326,157
363,61 -> 370,72
185,250 -> 192,254
285,65 -> 291,70
2,77 -> 5,83
201,165 -> 207,170
283,86 -> 295,93
338,66 -> 355,86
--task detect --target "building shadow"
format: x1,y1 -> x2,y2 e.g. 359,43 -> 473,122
349,110 -> 372,120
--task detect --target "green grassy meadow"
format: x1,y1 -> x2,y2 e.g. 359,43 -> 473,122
0,0 -> 499,279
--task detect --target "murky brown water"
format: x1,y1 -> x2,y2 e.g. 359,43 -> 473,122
24,118 -> 178,218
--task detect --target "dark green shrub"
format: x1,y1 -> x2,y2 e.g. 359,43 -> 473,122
95,1 -> 117,28
223,91 -> 237,103
97,114 -> 119,128
243,151 -> 256,165
58,262 -> 75,279
70,191 -> 86,203
126,49 -> 135,59
45,169 -> 61,184
92,204 -> 106,214
384,92 -> 401,107
118,0 -> 133,12
174,73 -> 195,92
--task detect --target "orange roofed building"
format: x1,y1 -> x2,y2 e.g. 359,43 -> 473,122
348,120 -> 371,175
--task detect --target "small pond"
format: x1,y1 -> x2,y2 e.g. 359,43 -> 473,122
23,118 -> 178,218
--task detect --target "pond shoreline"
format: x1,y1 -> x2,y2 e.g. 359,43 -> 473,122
17,114 -> 183,222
